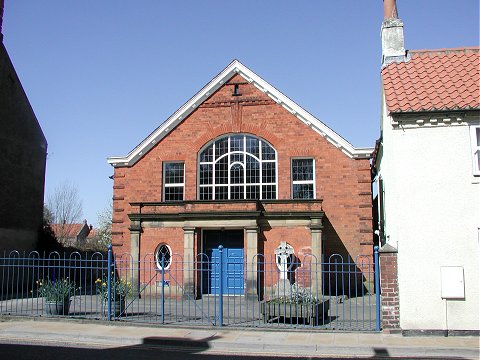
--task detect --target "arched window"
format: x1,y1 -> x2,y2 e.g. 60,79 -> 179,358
198,134 -> 277,200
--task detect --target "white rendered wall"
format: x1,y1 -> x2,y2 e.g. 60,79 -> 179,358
378,100 -> 480,330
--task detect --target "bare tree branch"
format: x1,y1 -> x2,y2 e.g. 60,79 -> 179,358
96,203 -> 112,249
46,181 -> 83,245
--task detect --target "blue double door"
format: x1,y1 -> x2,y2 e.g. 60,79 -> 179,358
203,230 -> 244,295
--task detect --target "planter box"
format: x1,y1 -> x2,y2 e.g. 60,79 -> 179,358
261,300 -> 329,326
45,299 -> 70,316
103,298 -> 126,318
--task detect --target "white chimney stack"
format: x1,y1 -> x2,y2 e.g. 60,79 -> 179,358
381,0 -> 406,66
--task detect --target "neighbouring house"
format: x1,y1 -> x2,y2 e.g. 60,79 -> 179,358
108,59 -> 374,299
374,0 -> 479,332
0,0 -> 47,252
51,220 -> 96,247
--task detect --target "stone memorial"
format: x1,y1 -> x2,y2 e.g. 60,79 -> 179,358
274,241 -> 294,296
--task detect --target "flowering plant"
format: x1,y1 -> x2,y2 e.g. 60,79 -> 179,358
37,278 -> 76,302
95,274 -> 132,302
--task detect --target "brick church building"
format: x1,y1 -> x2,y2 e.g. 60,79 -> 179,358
108,60 -> 374,297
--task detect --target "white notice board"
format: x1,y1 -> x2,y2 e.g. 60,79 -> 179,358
440,266 -> 465,299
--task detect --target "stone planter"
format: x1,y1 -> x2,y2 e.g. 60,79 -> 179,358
104,298 -> 126,318
261,299 -> 329,325
45,299 -> 70,316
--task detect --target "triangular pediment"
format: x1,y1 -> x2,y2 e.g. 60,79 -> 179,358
108,60 -> 373,167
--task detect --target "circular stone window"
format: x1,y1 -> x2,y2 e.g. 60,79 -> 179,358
155,244 -> 172,270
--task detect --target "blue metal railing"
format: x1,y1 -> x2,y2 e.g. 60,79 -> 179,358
107,245 -> 112,320
0,248 -> 379,331
218,245 -> 224,327
374,246 -> 381,331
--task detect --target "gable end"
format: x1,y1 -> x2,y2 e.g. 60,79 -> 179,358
108,60 -> 373,167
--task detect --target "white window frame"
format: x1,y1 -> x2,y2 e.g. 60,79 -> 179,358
198,134 -> 278,200
163,161 -> 185,201
291,157 -> 316,199
470,125 -> 480,176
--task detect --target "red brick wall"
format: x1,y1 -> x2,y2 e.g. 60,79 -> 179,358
111,74 -> 372,262
141,227 -> 184,259
380,251 -> 400,329
260,226 -> 312,287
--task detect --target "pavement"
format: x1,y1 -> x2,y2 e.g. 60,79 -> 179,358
0,317 -> 478,359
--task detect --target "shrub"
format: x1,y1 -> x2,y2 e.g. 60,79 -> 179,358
37,278 -> 76,302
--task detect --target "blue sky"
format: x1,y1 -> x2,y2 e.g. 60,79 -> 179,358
3,1 -> 479,226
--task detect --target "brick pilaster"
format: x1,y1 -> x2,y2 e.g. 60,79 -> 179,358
379,245 -> 400,329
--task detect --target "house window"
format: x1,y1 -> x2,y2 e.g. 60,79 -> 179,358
155,243 -> 172,270
471,126 -> 480,176
291,158 -> 315,199
163,162 -> 184,201
198,134 -> 277,200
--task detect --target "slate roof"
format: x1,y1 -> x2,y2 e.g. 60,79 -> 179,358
381,47 -> 480,114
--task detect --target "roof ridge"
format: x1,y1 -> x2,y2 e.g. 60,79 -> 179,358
382,46 -> 480,113
409,47 -> 479,57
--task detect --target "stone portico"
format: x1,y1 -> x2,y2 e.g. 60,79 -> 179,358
127,200 -> 324,298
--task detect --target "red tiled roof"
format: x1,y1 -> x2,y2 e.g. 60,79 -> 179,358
51,223 -> 96,239
382,47 -> 480,113
51,223 -> 84,238
87,228 -> 98,239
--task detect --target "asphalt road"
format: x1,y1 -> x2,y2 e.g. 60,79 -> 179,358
0,342 -> 466,360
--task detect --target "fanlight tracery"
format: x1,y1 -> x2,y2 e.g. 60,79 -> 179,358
198,134 -> 277,200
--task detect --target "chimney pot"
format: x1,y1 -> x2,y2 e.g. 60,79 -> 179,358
383,0 -> 398,19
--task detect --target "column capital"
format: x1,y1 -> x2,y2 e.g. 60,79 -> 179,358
183,226 -> 196,233
310,217 -> 323,232
245,226 -> 259,233
129,220 -> 142,233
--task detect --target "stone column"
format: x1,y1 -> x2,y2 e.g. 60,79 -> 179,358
183,227 -> 196,299
245,226 -> 259,299
129,220 -> 142,296
310,217 -> 323,297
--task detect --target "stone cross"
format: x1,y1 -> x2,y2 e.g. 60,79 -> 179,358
275,241 -> 294,281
